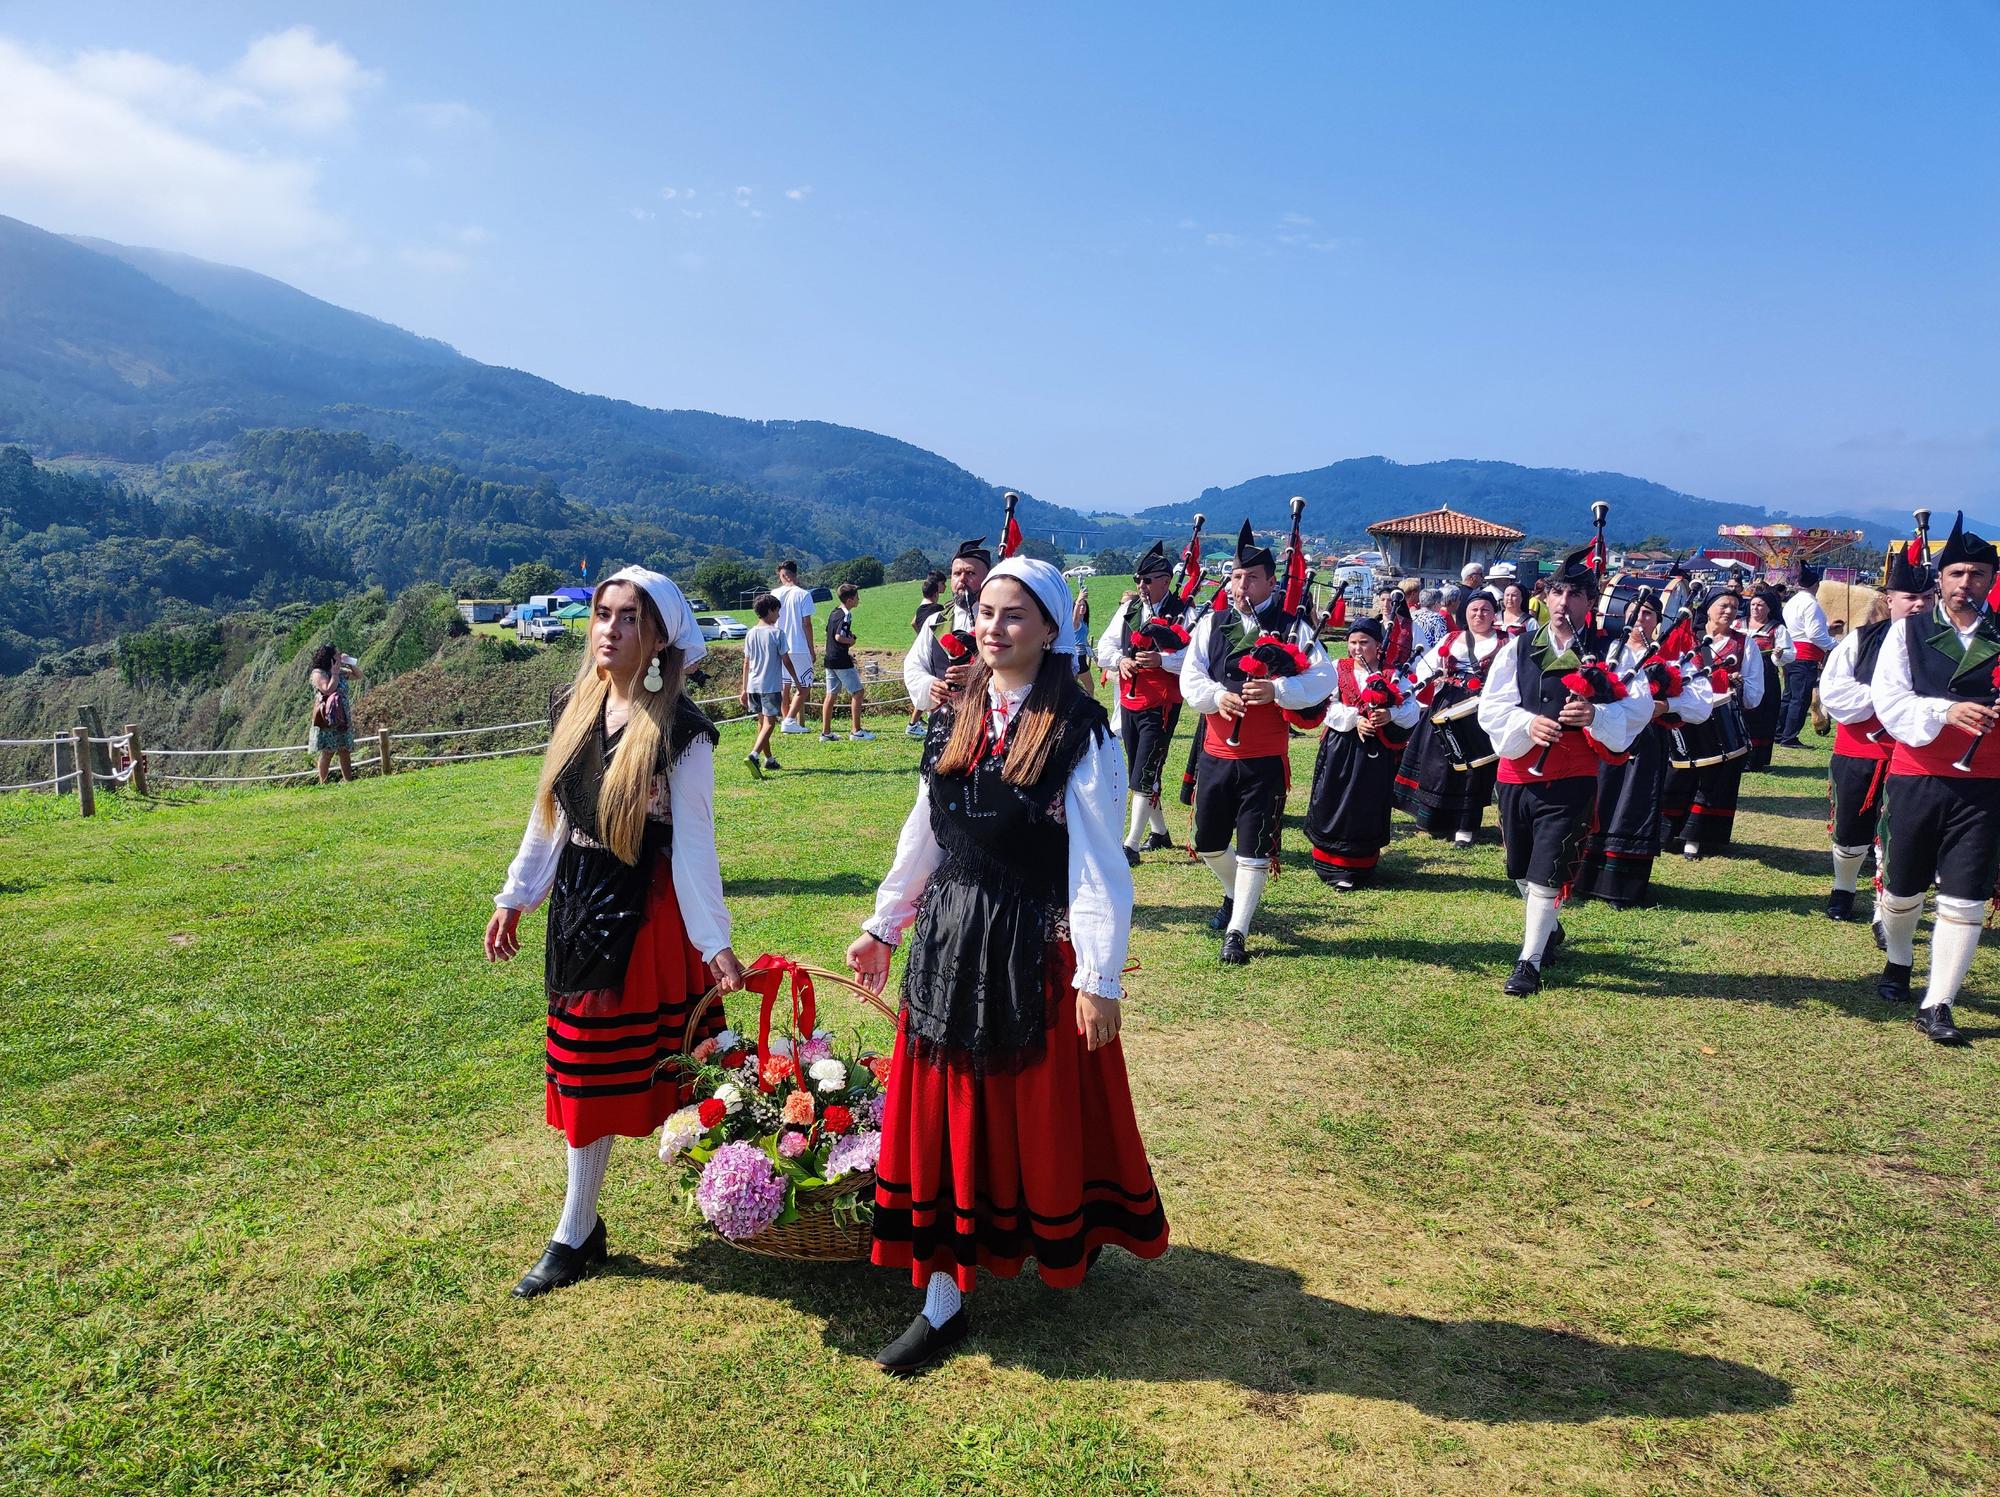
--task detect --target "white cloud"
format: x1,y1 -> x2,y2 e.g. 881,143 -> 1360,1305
1204,231 -> 1245,249
398,244 -> 469,274
455,224 -> 491,245
628,207 -> 654,222
403,99 -> 488,132
1281,211 -> 1315,227
785,185 -> 812,200
233,26 -> 379,132
0,35 -> 340,256
734,185 -> 754,204
659,185 -> 694,201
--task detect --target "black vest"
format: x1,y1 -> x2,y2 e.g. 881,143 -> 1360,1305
1202,601 -> 1303,676
1851,617 -> 1893,686
1901,612 -> 2000,706
1514,621 -> 1600,716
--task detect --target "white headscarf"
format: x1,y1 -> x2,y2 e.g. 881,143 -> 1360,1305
600,565 -> 708,669
982,557 -> 1079,655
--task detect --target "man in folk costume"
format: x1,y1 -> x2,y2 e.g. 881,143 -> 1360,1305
1179,521 -> 1337,965
1775,564 -> 1836,748
1819,549 -> 1933,924
1570,588 -> 1716,909
1094,542 -> 1191,864
903,538 -> 991,717
1305,616 -> 1421,888
1870,514 -> 2000,1047
1477,545 -> 1655,995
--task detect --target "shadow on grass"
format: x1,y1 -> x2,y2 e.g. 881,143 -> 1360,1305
652,1240 -> 1792,1423
727,872 -> 879,898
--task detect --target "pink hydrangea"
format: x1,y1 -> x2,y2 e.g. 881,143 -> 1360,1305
695,1142 -> 786,1239
825,1130 -> 882,1182
777,1130 -> 810,1159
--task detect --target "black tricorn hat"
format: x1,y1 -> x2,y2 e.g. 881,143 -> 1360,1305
1549,544 -> 1597,588
1235,519 -> 1276,571
1885,545 -> 1934,595
1935,512 -> 1999,570
954,537 -> 993,567
1133,540 -> 1172,578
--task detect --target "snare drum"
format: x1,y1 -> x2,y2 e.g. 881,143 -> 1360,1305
1595,571 -> 1672,639
1680,700 -> 1749,767
1430,687 -> 1499,770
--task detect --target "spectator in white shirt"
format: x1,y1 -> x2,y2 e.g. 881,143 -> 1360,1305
771,560 -> 817,733
1776,569 -> 1836,747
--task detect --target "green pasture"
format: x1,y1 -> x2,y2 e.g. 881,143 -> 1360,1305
3,731 -> 1997,1495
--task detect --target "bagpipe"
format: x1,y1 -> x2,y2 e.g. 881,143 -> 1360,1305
1526,654 -> 1629,778
1126,615 -> 1193,658
1355,667 -> 1404,761
1223,636 -> 1317,746
1415,634 -> 1502,772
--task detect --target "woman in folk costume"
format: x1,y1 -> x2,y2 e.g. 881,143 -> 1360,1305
1570,590 -> 1715,908
1392,591 -> 1505,847
1305,617 -> 1422,887
846,557 -> 1168,1375
1669,590 -> 1765,859
1737,589 -> 1788,771
487,569 -> 746,1298
1498,581 -> 1533,638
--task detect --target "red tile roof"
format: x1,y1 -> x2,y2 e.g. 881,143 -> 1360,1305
1366,505 -> 1525,541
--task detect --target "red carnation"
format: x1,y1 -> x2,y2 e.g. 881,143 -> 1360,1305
865,1056 -> 892,1083
822,1105 -> 854,1135
717,1048 -> 745,1069
697,1098 -> 726,1130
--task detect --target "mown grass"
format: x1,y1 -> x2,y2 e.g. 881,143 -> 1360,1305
3,732 -> 1998,1495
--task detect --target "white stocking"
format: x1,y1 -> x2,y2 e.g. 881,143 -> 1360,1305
555,1134 -> 613,1247
1520,882 -> 1562,966
1877,890 -> 1922,968
1831,845 -> 1868,894
1125,793 -> 1151,850
1228,858 -> 1269,936
922,1269 -> 963,1328
1147,798 -> 1169,836
1925,896 -> 1985,1010
1199,849 -> 1238,896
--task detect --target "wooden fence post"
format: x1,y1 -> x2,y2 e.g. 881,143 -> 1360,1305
378,726 -> 394,776
72,726 -> 94,818
125,723 -> 147,796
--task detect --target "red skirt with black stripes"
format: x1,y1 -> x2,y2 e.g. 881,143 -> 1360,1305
544,861 -> 722,1147
870,941 -> 1170,1293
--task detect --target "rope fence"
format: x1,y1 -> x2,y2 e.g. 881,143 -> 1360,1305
2,675 -> 915,817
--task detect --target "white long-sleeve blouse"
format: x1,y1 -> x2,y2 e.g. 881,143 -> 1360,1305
493,736 -> 734,963
861,683 -> 1134,1000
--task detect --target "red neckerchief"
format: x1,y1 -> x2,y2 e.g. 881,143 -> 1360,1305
974,690 -> 1021,762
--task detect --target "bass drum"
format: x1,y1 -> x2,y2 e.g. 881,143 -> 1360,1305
1679,700 -> 1749,768
1429,688 -> 1498,770
1594,571 -> 1672,640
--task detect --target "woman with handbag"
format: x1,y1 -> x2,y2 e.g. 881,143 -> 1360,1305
846,557 -> 1169,1375
486,568 -> 747,1298
307,644 -> 361,784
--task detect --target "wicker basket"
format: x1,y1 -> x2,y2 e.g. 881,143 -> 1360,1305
675,962 -> 897,1263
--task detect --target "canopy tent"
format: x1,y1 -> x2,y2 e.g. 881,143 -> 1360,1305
554,603 -> 590,619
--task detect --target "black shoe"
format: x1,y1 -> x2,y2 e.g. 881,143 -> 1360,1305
763,758 -> 782,771
512,1217 -> 607,1298
1123,846 -> 1141,868
1142,831 -> 1176,852
1503,959 -> 1541,996
1775,738 -> 1805,750
1876,961 -> 1913,1004
1208,898 -> 1234,932
1541,921 -> 1566,965
1872,915 -> 1887,953
1683,845 -> 1702,862
1915,1004 -> 1970,1047
1220,931 -> 1249,965
1332,870 -> 1356,891
874,1308 -> 970,1374
1827,889 -> 1856,921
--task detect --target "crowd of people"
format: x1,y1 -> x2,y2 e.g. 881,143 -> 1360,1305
477,508 -> 1996,1375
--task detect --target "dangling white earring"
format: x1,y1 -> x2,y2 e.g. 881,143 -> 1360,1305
643,655 -> 664,693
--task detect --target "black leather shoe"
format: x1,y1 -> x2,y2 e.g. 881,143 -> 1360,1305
1503,960 -> 1541,996
1541,921 -> 1566,965
1332,870 -> 1357,891
1774,738 -> 1805,750
1207,898 -> 1234,932
512,1217 -> 607,1298
1123,846 -> 1141,868
1142,831 -> 1176,852
874,1308 -> 970,1374
1827,889 -> 1855,921
1915,1004 -> 1970,1046
1220,931 -> 1249,965
1875,961 -> 1913,1004
1872,915 -> 1887,953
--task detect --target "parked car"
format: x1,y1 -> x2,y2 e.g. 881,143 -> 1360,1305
520,617 -> 568,642
1062,565 -> 1097,580
694,614 -> 748,641
498,608 -> 519,627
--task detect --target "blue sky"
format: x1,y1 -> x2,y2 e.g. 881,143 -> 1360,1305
1,2 -> 1994,520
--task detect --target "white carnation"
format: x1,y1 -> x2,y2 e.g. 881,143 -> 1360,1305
809,1059 -> 848,1093
658,1106 -> 704,1163
713,1029 -> 742,1053
713,1082 -> 744,1114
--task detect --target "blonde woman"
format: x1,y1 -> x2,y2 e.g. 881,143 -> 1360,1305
486,567 -> 746,1297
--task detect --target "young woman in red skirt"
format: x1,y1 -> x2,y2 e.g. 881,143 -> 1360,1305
846,556 -> 1169,1374
487,568 -> 745,1297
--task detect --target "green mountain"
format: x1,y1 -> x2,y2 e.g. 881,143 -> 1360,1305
1142,456 -> 1888,549
0,213 -> 1082,557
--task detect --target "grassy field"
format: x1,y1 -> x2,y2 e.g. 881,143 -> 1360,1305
4,728 -> 1998,1495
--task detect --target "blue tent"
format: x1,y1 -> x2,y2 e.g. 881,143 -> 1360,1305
554,587 -> 592,604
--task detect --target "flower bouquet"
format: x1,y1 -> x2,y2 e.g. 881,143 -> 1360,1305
659,955 -> 897,1261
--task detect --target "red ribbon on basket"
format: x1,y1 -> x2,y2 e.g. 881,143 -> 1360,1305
745,954 -> 818,1093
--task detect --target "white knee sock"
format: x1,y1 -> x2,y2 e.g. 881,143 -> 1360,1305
1199,849 -> 1238,896
1228,858 -> 1269,936
1520,882 -> 1562,966
1125,793 -> 1151,850
922,1269 -> 963,1327
1925,897 -> 1985,1010
1877,891 -> 1923,967
555,1135 -> 614,1247
1831,845 -> 1868,894
1147,799 -> 1169,836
